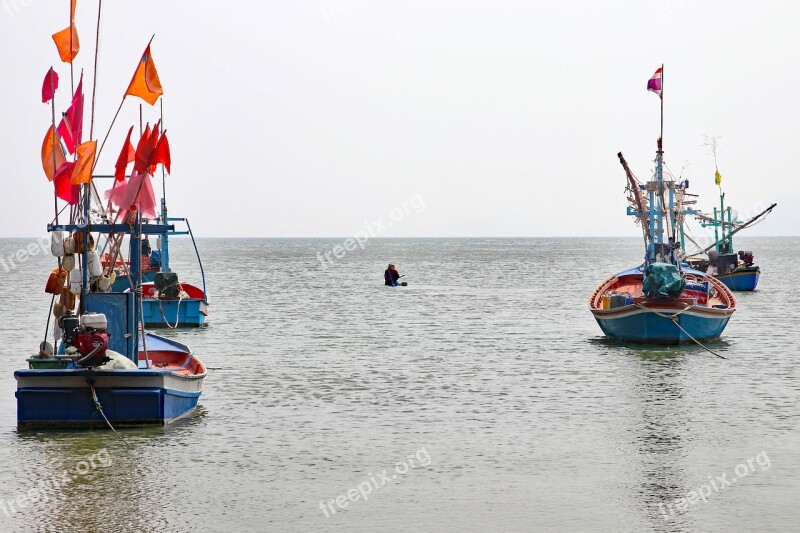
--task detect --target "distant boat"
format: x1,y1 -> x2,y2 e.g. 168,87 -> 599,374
683,192 -> 776,292
106,205 -> 209,328
589,67 -> 736,345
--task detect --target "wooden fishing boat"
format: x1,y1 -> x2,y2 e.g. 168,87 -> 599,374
16,1 -> 205,427
683,195 -> 776,292
589,266 -> 736,345
589,66 -> 736,345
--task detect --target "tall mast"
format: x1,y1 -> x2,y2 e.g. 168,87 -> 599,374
660,63 -> 664,146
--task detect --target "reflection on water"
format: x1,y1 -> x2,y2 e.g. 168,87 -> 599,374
0,237 -> 798,532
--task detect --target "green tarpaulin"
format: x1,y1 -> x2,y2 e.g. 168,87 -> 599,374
642,262 -> 685,298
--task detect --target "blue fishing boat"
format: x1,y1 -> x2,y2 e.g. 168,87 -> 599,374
683,179 -> 776,292
108,202 -> 209,328
17,6 -> 205,427
589,67 -> 737,345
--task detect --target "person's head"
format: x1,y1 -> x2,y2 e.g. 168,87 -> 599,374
388,264 -> 396,271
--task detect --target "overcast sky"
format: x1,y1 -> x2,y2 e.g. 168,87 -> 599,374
1,0 -> 797,238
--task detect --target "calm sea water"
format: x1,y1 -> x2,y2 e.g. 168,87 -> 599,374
0,237 -> 798,532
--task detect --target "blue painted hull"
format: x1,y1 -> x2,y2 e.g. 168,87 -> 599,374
141,298 -> 207,328
15,385 -> 200,427
715,267 -> 760,291
15,370 -> 203,427
15,334 -> 205,428
593,305 -> 731,345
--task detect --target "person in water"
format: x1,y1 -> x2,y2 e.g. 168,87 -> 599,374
384,264 -> 401,286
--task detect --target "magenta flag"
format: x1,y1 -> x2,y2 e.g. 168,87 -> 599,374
57,73 -> 84,154
42,67 -> 59,103
647,67 -> 662,99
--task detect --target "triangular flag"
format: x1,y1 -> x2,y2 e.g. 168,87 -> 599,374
42,67 -> 59,103
125,44 -> 163,105
54,162 -> 79,204
133,123 -> 153,174
114,126 -> 136,182
146,122 -> 162,174
57,74 -> 84,154
41,126 -> 66,181
152,132 -> 171,174
71,140 -> 97,185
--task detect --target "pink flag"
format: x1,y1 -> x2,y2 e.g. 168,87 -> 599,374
106,172 -> 157,220
57,73 -> 84,154
42,67 -> 59,103
647,67 -> 662,99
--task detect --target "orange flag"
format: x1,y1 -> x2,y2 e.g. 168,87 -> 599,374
125,45 -> 163,105
41,126 -> 66,181
71,140 -> 97,185
52,1 -> 79,63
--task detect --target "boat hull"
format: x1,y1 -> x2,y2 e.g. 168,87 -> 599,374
141,298 -> 208,328
715,266 -> 760,291
14,370 -> 203,428
591,304 -> 732,345
589,266 -> 737,345
15,334 -> 206,428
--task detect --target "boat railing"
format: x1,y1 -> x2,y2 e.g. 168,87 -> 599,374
166,217 -> 208,304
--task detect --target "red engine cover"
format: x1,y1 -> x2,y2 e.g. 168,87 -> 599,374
73,332 -> 109,360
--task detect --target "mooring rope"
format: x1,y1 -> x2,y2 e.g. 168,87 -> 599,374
634,303 -> 728,359
89,381 -> 130,447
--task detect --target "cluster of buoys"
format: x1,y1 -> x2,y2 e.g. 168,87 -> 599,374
46,231 -> 116,318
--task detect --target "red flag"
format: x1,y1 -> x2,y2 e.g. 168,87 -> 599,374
146,122 -> 162,174
57,74 -> 84,154
133,123 -> 153,174
114,126 -> 136,181
54,162 -> 79,204
151,132 -> 171,174
42,67 -> 59,103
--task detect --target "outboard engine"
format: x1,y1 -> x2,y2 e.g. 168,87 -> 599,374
70,313 -> 110,367
154,272 -> 180,298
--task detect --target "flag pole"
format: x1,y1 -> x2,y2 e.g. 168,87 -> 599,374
660,63 -> 664,143
69,0 -> 74,95
89,0 -> 102,140
50,69 -> 61,226
93,34 -> 156,171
